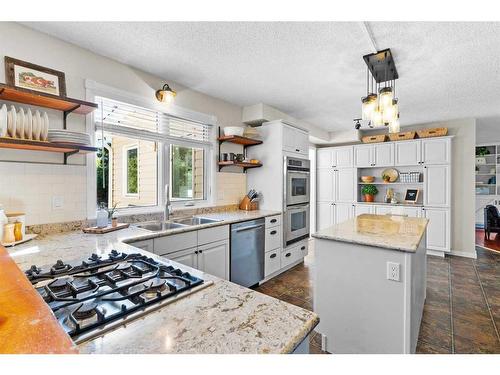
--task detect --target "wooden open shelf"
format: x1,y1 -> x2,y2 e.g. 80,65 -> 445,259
0,83 -> 97,115
217,135 -> 263,147
0,137 -> 98,155
218,160 -> 262,172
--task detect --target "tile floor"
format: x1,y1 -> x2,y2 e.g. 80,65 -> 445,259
256,241 -> 500,354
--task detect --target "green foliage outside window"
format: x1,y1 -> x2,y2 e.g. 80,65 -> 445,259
127,148 -> 138,194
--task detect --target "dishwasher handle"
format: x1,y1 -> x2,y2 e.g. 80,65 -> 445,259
233,224 -> 264,233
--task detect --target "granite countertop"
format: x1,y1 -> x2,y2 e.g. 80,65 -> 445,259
4,209 -> 319,354
312,214 -> 428,252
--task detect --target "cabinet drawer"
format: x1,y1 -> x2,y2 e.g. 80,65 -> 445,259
281,246 -> 301,268
198,225 -> 229,245
298,241 -> 309,258
153,231 -> 197,256
265,215 -> 281,228
264,249 -> 281,277
265,226 -> 281,251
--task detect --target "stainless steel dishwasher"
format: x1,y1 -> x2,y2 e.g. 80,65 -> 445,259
230,218 -> 265,287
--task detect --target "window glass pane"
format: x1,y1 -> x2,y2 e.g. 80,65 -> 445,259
126,148 -> 138,194
171,145 -> 204,201
96,131 -> 158,209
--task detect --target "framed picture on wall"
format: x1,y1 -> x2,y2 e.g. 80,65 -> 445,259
4,56 -> 67,97
404,189 -> 420,203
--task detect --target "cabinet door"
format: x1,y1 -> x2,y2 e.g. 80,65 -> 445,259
316,202 -> 333,231
424,165 -> 450,207
354,145 -> 373,167
373,143 -> 394,167
197,240 -> 229,280
264,249 -> 281,277
130,239 -> 154,253
424,208 -> 450,252
283,125 -> 308,154
282,125 -> 295,153
317,168 -> 335,202
334,203 -> 353,224
421,138 -> 450,165
299,130 -> 310,155
317,148 -> 333,168
335,146 -> 353,168
335,168 -> 355,202
402,207 -> 421,218
395,140 -> 421,166
354,204 -> 373,216
167,247 -> 198,269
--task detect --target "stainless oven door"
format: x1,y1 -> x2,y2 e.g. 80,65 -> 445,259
286,170 -> 310,206
284,204 -> 310,247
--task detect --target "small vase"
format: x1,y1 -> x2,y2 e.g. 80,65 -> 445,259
364,194 -> 375,202
111,218 -> 118,228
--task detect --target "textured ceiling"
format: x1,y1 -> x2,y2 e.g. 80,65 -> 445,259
21,22 -> 500,131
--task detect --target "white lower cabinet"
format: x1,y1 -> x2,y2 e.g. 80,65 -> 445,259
334,203 -> 353,224
423,207 -> 450,252
264,249 -> 281,277
316,202 -> 333,231
129,239 -> 154,253
374,205 -> 393,215
402,206 -> 421,218
197,240 -> 229,280
354,204 -> 374,216
167,247 -> 198,269
281,245 -> 301,268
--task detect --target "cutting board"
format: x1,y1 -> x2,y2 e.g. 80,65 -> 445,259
82,223 -> 129,234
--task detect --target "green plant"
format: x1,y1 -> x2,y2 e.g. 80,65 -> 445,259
476,147 -> 490,156
361,184 -> 379,196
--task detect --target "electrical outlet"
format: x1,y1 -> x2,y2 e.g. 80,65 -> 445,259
52,196 -> 64,209
387,262 -> 400,281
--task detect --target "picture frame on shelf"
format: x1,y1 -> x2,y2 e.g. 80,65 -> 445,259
4,56 -> 67,97
404,189 -> 420,203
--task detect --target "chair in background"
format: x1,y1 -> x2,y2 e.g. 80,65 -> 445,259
484,205 -> 500,240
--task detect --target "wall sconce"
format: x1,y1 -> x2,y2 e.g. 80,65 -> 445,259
155,83 -> 177,104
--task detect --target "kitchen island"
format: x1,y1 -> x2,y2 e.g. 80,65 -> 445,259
312,214 -> 428,354
1,210 -> 318,354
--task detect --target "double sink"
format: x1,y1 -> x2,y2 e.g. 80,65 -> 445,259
135,216 -> 222,232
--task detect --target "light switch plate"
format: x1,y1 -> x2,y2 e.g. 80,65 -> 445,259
52,196 -> 64,209
387,262 -> 400,281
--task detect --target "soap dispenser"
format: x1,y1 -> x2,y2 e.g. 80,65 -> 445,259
96,202 -> 108,228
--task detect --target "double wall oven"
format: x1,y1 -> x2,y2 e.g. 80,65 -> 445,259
284,156 -> 310,247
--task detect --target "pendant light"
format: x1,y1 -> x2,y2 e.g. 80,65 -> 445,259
378,87 -> 394,110
382,99 -> 398,124
361,94 -> 377,120
389,117 -> 400,134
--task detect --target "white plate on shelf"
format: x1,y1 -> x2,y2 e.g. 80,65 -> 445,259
25,108 -> 33,139
7,105 -> 16,137
32,110 -> 41,140
0,104 -> 7,137
16,108 -> 25,139
41,112 -> 49,141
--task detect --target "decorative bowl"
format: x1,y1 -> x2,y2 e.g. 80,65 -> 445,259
361,176 -> 375,183
223,127 -> 245,136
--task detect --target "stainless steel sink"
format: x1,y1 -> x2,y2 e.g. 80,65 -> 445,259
171,216 -> 221,226
135,221 -> 187,231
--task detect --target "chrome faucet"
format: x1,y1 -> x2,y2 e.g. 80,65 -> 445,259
165,184 -> 172,221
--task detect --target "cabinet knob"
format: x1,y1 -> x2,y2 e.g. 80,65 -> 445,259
195,250 -> 199,254
270,219 -> 277,223
296,149 -> 300,152
301,246 -> 306,250
199,250 -> 203,254
270,253 -> 277,259
270,230 -> 277,235
285,253 -> 291,257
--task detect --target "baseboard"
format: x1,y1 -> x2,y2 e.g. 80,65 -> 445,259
450,249 -> 478,259
427,250 -> 445,258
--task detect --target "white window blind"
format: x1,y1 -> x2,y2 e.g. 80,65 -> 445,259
94,96 -> 212,145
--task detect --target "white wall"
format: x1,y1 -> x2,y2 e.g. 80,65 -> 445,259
476,117 -> 500,145
0,22 -> 247,225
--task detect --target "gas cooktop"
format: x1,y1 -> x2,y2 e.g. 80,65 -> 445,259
25,250 -> 206,343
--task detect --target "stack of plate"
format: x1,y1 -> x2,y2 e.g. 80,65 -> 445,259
48,130 -> 91,146
0,105 -> 49,141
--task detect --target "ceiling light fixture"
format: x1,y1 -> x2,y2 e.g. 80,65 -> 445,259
357,48 -> 400,133
155,83 -> 177,104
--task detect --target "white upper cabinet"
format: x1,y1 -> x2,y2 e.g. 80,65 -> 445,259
334,146 -> 354,168
395,140 -> 421,166
421,138 -> 451,165
354,145 -> 373,167
283,124 -> 309,155
424,164 -> 450,207
354,143 -> 394,167
317,146 -> 353,168
336,168 -> 355,202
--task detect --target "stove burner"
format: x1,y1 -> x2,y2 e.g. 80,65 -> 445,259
109,250 -> 122,259
51,259 -> 71,274
49,276 -> 74,291
142,279 -> 167,298
73,302 -> 98,320
89,253 -> 101,262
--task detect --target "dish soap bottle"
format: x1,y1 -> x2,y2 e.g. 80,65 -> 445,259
96,203 -> 108,228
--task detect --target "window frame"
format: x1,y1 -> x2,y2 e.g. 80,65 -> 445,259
122,144 -> 139,198
85,80 -> 216,219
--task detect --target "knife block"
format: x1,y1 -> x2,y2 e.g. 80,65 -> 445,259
239,196 -> 259,211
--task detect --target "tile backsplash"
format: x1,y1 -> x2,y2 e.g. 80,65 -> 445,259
216,172 -> 247,206
0,162 -> 87,226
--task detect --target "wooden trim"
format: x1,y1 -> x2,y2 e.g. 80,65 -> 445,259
0,137 -> 98,154
5,56 -> 67,97
217,135 -> 263,146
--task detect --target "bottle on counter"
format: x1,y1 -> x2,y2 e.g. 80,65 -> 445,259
96,202 -> 109,228
0,204 -> 8,243
2,223 -> 15,244
13,221 -> 23,242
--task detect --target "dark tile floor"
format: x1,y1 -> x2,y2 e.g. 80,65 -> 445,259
256,242 -> 500,354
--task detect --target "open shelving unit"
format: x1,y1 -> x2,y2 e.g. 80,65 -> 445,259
0,83 -> 98,163
475,145 -> 500,196
217,130 -> 263,173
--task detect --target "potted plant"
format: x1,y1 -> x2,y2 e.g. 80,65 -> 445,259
476,147 -> 490,165
107,202 -> 119,228
361,184 -> 378,202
